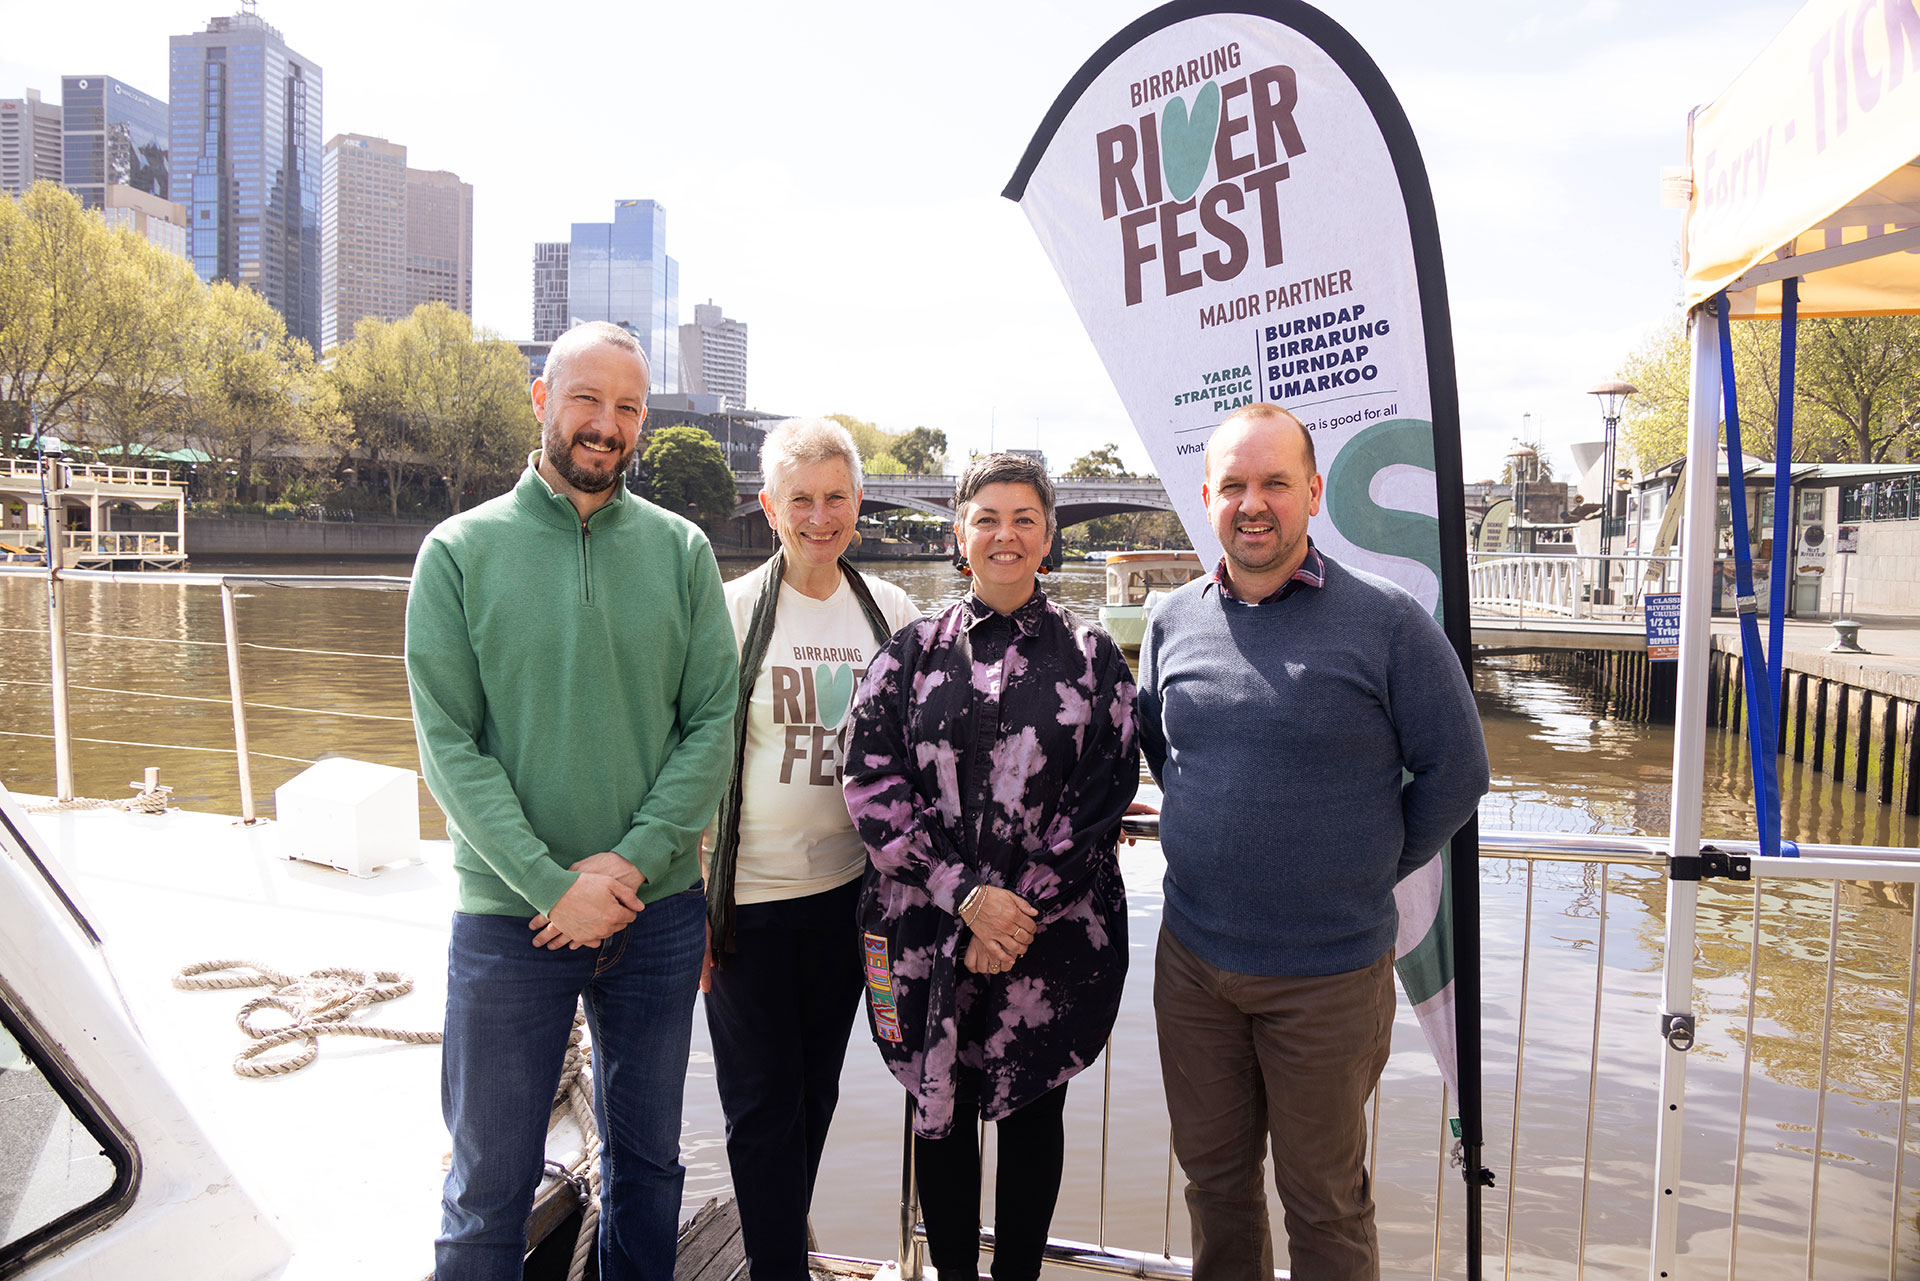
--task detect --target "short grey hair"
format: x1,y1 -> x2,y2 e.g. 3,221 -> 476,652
542,321 -> 651,395
761,417 -> 864,497
954,451 -> 1056,536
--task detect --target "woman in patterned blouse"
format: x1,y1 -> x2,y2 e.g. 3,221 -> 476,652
843,452 -> 1139,1281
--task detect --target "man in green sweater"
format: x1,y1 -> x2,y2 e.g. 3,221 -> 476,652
406,321 -> 738,1281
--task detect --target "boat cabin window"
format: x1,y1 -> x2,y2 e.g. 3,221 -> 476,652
0,1005 -> 134,1270
1113,565 -> 1201,605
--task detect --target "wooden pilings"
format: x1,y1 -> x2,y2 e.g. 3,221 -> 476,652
1707,643 -> 1920,816
1516,646 -> 1678,724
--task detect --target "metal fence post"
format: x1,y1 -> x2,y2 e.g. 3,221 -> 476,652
220,579 -> 259,823
45,568 -> 73,801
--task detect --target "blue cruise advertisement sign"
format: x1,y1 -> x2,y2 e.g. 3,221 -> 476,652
1004,0 -> 1484,1237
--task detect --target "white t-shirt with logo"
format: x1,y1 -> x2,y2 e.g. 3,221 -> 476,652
723,561 -> 921,904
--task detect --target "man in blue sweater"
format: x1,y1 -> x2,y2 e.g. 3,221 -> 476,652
1137,404 -> 1488,1281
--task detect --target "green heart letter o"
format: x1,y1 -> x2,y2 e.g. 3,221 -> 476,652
1161,81 -> 1221,203
816,662 -> 855,731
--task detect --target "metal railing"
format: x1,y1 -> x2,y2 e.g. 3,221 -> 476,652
1468,552 -> 1680,621
0,564 -> 410,818
890,827 -> 1920,1281
1,455 -> 180,488
59,530 -> 185,559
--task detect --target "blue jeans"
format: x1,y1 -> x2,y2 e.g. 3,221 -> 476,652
436,886 -> 706,1281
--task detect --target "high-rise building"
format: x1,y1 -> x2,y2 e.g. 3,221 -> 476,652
405,166 -> 472,318
60,76 -> 169,209
102,184 -> 190,259
1,90 -> 63,196
319,134 -> 473,352
319,134 -> 406,352
568,199 -> 678,395
170,12 -> 323,349
678,300 -> 749,409
531,242 -> 568,343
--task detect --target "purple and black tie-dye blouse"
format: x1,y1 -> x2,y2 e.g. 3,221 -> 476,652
843,588 -> 1139,1139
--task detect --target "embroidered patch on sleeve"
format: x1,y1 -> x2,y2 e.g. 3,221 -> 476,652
863,931 -> 904,1042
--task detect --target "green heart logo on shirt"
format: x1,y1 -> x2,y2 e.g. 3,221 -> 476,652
1161,81 -> 1221,202
816,662 -> 855,730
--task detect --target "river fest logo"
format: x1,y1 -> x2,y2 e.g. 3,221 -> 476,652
1015,17 -> 1447,610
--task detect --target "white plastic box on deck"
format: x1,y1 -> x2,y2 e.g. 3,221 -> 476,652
274,757 -> 421,877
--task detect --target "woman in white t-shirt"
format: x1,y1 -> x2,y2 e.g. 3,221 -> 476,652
704,417 -> 920,1281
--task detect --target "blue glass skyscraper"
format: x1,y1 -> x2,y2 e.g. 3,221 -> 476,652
169,12 -> 323,350
568,199 -> 679,396
60,76 -> 170,209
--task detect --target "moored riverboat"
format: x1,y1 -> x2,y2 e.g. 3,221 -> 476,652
1096,550 -> 1201,649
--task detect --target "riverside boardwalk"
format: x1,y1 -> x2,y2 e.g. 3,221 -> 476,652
1705,611 -> 1920,814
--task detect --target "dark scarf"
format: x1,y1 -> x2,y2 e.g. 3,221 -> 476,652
707,545 -> 894,959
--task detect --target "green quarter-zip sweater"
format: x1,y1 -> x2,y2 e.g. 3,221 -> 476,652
405,458 -> 739,917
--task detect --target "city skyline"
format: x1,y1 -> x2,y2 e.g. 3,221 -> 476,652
170,10 -> 324,349
3,0 -> 1799,481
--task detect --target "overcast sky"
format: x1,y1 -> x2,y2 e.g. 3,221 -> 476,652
3,0 -> 1799,483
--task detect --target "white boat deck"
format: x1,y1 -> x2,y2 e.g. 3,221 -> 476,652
17,797 -> 475,1280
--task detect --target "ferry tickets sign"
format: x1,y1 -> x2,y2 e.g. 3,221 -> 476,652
1006,0 -> 1473,1100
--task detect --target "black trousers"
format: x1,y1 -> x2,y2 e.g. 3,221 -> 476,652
914,1080 -> 1070,1281
703,878 -> 866,1281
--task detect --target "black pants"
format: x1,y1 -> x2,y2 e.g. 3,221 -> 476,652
914,1080 -> 1070,1281
703,878 -> 866,1281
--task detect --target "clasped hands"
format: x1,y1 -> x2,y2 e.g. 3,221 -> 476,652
962,885 -> 1038,977
529,851 -> 645,950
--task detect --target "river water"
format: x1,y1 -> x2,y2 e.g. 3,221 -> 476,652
2,556 -> 1916,1278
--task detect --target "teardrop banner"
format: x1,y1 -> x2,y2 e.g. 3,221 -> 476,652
1005,0 -> 1487,1260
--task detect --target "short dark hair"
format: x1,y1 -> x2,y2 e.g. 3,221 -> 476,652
1208,403 -> 1316,479
954,452 -> 1056,535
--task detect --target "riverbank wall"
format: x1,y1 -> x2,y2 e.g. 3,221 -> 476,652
1709,634 -> 1920,816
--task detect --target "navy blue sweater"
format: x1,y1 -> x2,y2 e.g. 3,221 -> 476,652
1137,555 -> 1489,977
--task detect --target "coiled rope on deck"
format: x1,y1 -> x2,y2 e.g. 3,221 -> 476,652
178,961 -> 604,1280
552,1016 -> 602,1281
173,960 -> 442,1077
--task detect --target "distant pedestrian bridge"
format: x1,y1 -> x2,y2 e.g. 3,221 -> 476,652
731,473 -> 1176,527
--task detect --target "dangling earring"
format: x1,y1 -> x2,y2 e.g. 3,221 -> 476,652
955,557 -> 972,577
1037,563 -> 1053,575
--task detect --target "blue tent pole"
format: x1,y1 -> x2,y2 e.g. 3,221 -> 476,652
1714,294 -> 1782,858
1769,279 -> 1798,763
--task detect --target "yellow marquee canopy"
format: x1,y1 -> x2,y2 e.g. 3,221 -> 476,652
1683,0 -> 1920,318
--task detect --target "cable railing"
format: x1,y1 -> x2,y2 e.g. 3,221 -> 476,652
0,564 -> 409,817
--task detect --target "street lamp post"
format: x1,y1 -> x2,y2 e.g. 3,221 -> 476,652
1587,381 -> 1638,605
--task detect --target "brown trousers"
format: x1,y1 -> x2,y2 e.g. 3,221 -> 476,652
1154,926 -> 1395,1281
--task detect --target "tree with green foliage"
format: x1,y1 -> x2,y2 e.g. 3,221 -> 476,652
1617,313 -> 1918,469
326,315 -> 415,512
1498,448 -> 1555,485
88,230 -> 205,463
0,183 -> 142,436
642,424 -> 737,528
1065,443 -> 1132,479
327,304 -> 539,514
893,426 -> 948,474
397,303 -> 537,513
1797,316 -> 1920,462
174,281 -> 345,504
826,413 -> 899,467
